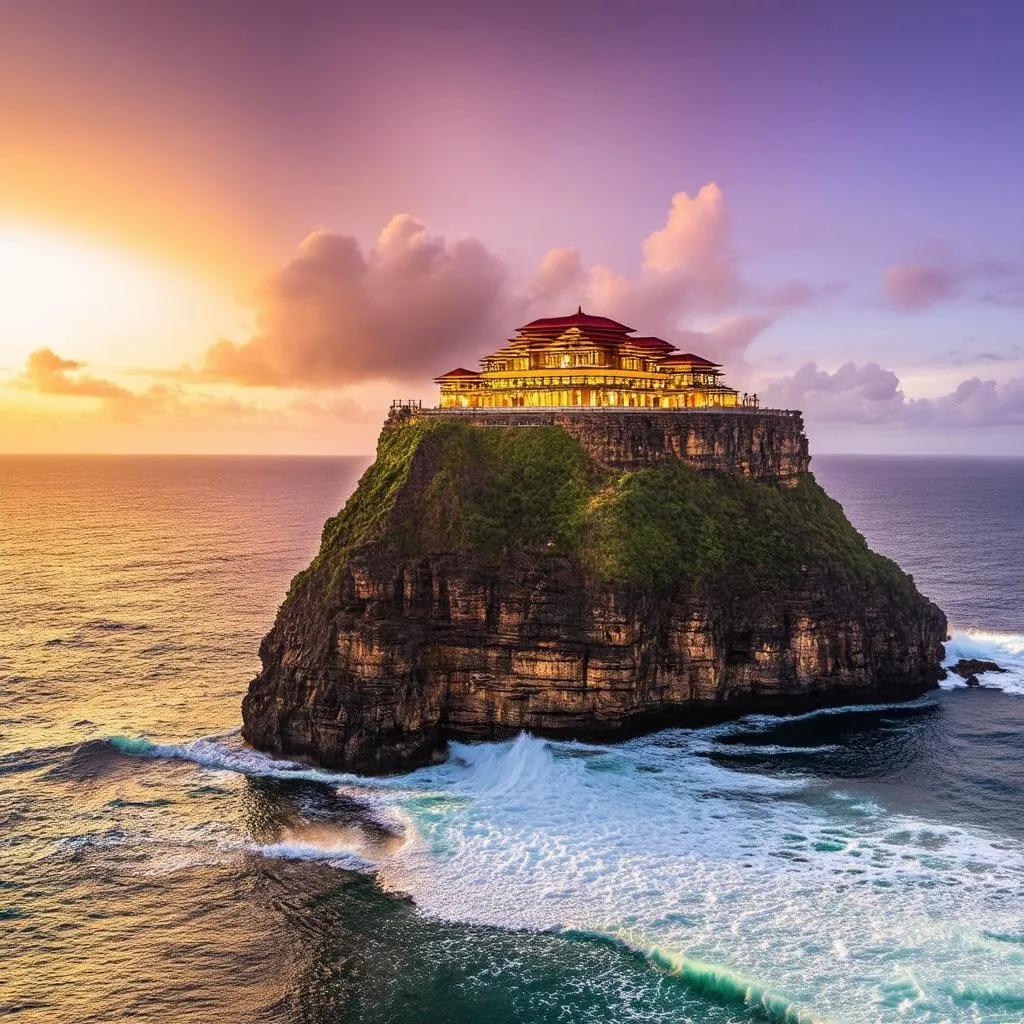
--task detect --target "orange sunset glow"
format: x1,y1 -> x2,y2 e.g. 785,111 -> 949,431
4,6 -> 1024,1024
2,0 -> 1023,457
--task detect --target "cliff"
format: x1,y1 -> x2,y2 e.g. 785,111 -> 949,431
408,407 -> 810,482
242,416 -> 947,773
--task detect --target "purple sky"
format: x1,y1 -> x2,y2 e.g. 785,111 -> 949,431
2,0 -> 1022,453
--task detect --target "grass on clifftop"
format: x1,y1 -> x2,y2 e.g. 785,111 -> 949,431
294,419 -> 912,599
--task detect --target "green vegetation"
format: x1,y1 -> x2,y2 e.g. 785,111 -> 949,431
292,419 -> 914,600
581,463 -> 911,594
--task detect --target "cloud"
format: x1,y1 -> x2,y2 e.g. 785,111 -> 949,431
763,360 -> 1024,426
531,246 -> 584,303
884,260 -> 1024,312
933,344 -> 1024,367
755,279 -> 844,311
200,217 -> 508,387
641,184 -> 729,276
19,348 -> 133,399
676,314 -> 774,365
12,349 -> 263,423
197,184 -> 835,388
884,264 -> 958,311
530,184 -> 748,340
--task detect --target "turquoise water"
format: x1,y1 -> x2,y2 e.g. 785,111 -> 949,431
2,455 -> 1023,1023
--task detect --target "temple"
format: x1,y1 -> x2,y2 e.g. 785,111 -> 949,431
435,308 -> 751,409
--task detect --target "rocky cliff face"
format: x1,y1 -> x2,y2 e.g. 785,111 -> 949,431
410,408 -> 810,482
242,417 -> 947,773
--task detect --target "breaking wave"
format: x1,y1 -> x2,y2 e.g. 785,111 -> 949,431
564,929 -> 824,1024
113,718 -> 1024,1022
942,629 -> 1024,694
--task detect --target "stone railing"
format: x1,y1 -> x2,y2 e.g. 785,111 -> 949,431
412,405 -> 801,418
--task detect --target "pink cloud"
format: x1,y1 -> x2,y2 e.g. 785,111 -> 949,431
641,183 -> 729,276
201,217 -> 508,387
884,264 -> 958,311
18,349 -> 132,400
675,314 -> 774,365
535,185 -> 743,334
763,360 -> 1024,426
197,184 -> 834,388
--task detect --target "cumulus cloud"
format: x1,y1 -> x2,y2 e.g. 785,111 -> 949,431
531,246 -> 584,304
19,349 -> 133,399
641,184 -> 729,276
201,216 -> 508,387
197,184 -> 836,388
526,184 -> 754,346
675,314 -> 774,365
763,360 -> 1024,427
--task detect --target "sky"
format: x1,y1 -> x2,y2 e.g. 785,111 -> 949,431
2,0 -> 1023,455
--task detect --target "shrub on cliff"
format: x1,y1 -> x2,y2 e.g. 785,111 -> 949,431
292,420 -> 913,600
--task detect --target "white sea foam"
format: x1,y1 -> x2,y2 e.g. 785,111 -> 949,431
942,629 -> 1024,694
114,718 -> 1024,1022
251,839 -> 377,870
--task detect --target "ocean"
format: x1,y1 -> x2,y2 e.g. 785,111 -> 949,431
2,453 -> 1022,1024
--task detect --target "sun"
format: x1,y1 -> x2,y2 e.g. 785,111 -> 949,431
0,219 -> 248,373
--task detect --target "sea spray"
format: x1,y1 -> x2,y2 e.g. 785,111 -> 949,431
111,721 -> 1024,1022
942,629 -> 1024,694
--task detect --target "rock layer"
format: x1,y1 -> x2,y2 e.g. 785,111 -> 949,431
242,417 -> 947,773
410,408 -> 810,482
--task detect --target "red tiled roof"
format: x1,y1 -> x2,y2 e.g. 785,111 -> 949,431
517,307 -> 634,334
629,336 -> 676,350
434,367 -> 481,378
660,352 -> 720,367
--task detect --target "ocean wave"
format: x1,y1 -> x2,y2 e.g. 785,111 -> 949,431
85,618 -> 151,632
110,721 -> 1024,1021
108,731 -> 362,787
942,630 -> 1024,695
563,928 -> 825,1024
723,695 -> 937,730
250,839 -> 376,870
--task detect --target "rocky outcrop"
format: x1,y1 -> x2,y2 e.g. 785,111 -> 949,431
949,658 -> 1006,678
242,417 -> 947,773
410,408 -> 810,483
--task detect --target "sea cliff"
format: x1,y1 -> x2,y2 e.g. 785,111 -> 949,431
242,414 -> 947,773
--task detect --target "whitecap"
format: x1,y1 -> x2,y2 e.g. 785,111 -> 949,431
111,715 -> 1024,1022
942,629 -> 1024,694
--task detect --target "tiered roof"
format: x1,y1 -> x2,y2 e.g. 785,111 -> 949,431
435,366 -> 481,379
661,353 -> 720,367
628,336 -> 675,351
438,309 -> 724,377
517,307 -> 634,334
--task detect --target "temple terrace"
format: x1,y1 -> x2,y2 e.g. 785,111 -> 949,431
434,308 -> 755,409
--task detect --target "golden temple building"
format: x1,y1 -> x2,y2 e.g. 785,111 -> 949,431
436,308 -> 750,409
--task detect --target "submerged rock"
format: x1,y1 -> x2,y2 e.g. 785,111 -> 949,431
242,418 -> 947,773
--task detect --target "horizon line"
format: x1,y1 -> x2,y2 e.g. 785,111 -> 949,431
2,450 -> 1023,460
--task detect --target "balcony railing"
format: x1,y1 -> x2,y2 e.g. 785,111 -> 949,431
409,405 -> 801,418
